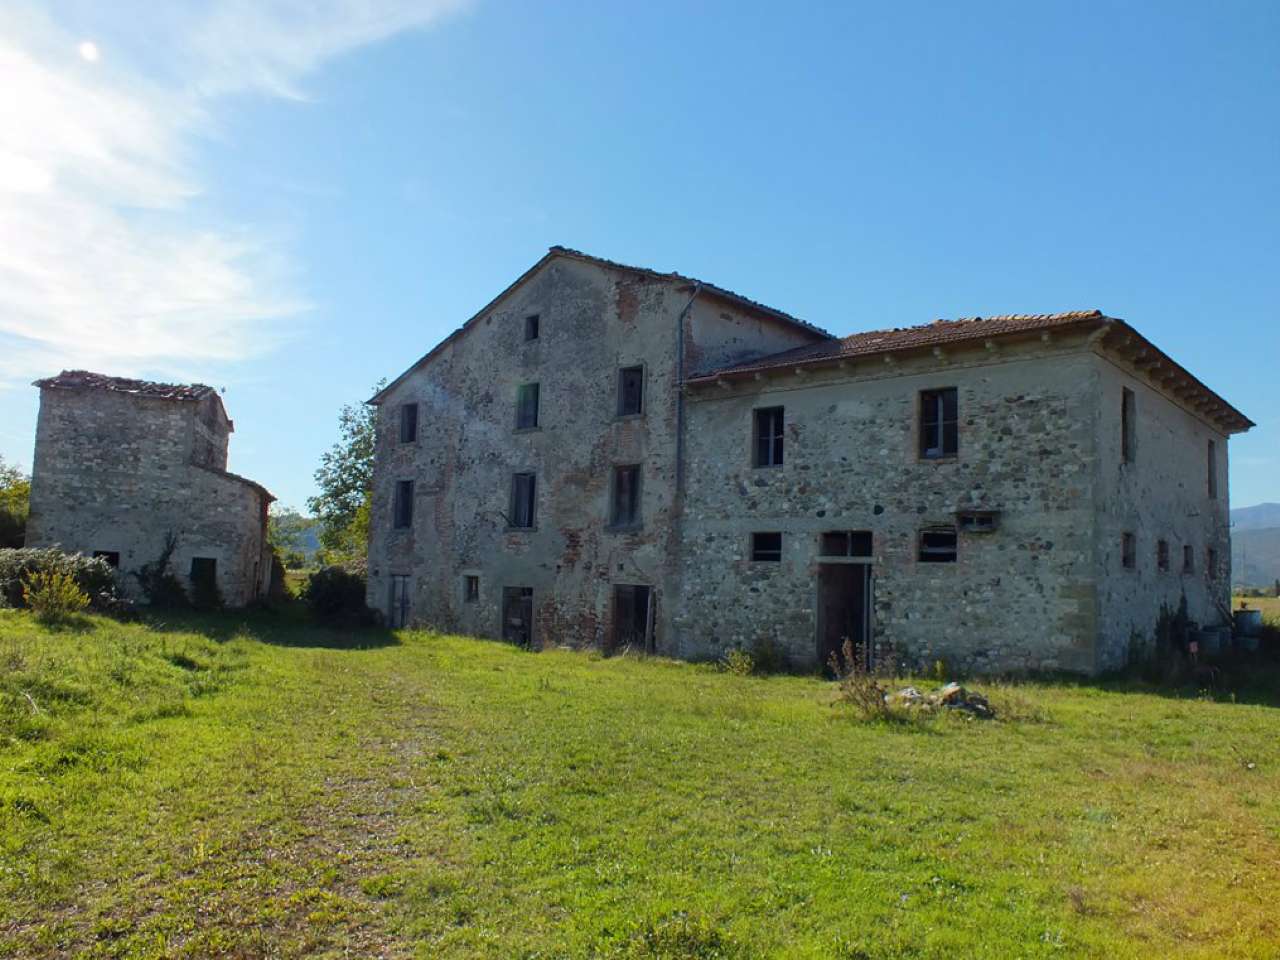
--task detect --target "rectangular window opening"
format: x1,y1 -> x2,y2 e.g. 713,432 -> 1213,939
751,531 -> 782,562
510,472 -> 536,529
93,550 -> 120,568
524,314 -> 540,341
502,586 -> 534,647
464,574 -> 479,603
1207,439 -> 1218,499
820,530 -> 873,558
957,511 -> 999,533
610,464 -> 642,528
1121,388 -> 1135,464
515,382 -> 540,430
1206,547 -> 1219,580
1182,544 -> 1194,574
617,365 -> 644,417
190,556 -> 217,580
393,480 -> 414,529
1157,538 -> 1170,572
753,407 -> 785,467
399,402 -> 418,443
919,388 -> 959,460
1122,532 -> 1136,570
389,574 -> 410,628
918,527 -> 958,563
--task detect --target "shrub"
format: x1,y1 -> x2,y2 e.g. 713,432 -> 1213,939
303,565 -> 376,625
131,534 -> 189,609
0,548 -> 117,610
22,570 -> 90,620
721,648 -> 754,676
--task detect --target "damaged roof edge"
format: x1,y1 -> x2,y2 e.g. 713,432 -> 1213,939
688,312 -> 1253,435
367,245 -> 833,405
192,463 -> 276,504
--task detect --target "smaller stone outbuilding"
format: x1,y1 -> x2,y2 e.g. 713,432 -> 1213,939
25,371 -> 274,606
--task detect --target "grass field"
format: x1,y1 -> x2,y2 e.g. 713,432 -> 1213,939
1,609 -> 1278,959
1234,594 -> 1280,624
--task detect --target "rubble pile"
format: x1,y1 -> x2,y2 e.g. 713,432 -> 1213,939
886,681 -> 995,719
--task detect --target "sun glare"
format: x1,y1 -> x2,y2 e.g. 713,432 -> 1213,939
77,41 -> 100,63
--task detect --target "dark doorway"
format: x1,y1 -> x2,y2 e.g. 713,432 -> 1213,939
502,587 -> 534,647
611,585 -> 653,654
817,564 -> 871,672
389,575 -> 410,628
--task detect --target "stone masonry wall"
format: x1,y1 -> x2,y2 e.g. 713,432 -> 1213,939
367,255 -> 823,648
677,341 -> 1102,674
26,387 -> 269,606
1090,352 -> 1233,668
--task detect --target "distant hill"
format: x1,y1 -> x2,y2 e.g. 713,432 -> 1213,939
1232,526 -> 1280,588
1231,502 -> 1280,531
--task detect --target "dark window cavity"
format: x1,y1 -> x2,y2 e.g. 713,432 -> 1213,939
918,527 -> 958,563
617,365 -> 644,417
1182,544 -> 1194,574
920,388 -> 959,459
524,314 -> 540,341
1121,388 -> 1135,463
1122,532 -> 1136,569
399,402 -> 418,443
957,511 -> 999,533
93,550 -> 120,568
502,586 -> 534,647
1207,439 -> 1218,498
753,406 -> 785,467
751,532 -> 782,562
613,584 -> 653,653
389,574 -> 410,628
1157,539 -> 1170,572
464,574 -> 480,602
820,530 -> 873,557
610,464 -> 641,527
190,556 -> 217,580
510,473 -> 536,528
516,382 -> 540,430
393,479 -> 414,529
1206,547 -> 1219,579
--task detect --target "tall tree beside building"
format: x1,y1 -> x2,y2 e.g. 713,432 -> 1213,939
0,456 -> 29,549
308,381 -> 383,566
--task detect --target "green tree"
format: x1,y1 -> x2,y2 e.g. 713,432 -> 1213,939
307,380 -> 383,565
268,505 -> 316,562
0,456 -> 30,549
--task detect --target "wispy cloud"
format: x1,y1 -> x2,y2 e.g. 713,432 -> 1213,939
0,1 -> 466,384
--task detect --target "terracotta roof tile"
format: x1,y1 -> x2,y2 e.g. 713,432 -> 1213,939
690,311 -> 1107,380
33,370 -> 217,402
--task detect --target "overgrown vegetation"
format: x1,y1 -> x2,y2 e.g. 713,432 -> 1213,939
129,532 -> 189,608
21,570 -> 89,621
0,456 -> 28,549
1,609 -> 1277,958
302,564 -> 376,625
0,547 -> 116,610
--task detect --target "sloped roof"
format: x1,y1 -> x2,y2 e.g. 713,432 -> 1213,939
689,311 -> 1108,379
193,464 -> 275,504
33,370 -> 217,402
689,310 -> 1253,434
369,246 -> 832,404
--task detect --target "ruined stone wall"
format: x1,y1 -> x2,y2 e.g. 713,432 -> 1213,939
677,341 -> 1102,674
1090,352 -> 1233,668
26,387 -> 268,606
367,256 -> 827,649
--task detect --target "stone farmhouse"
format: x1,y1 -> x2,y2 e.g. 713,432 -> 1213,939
367,247 -> 1252,674
26,371 -> 274,607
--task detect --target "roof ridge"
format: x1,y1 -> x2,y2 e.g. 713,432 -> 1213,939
33,370 -> 217,401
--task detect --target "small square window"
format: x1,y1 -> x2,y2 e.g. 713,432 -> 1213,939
1182,544 -> 1194,574
751,532 -> 782,562
617,366 -> 644,417
464,575 -> 479,602
515,383 -> 540,430
399,403 -> 418,443
190,556 -> 217,580
957,511 -> 999,533
1122,532 -> 1136,569
93,550 -> 120,568
753,407 -> 784,467
524,314 -> 540,341
918,527 -> 957,563
393,480 -> 414,529
1157,539 -> 1170,572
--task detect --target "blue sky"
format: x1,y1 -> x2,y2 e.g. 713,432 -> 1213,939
1,0 -> 1276,511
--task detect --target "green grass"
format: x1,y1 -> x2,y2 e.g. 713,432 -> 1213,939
2,609 -> 1279,958
1234,594 -> 1280,624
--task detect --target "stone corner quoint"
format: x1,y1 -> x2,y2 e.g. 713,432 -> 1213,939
25,371 -> 275,607
368,246 -> 1253,675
